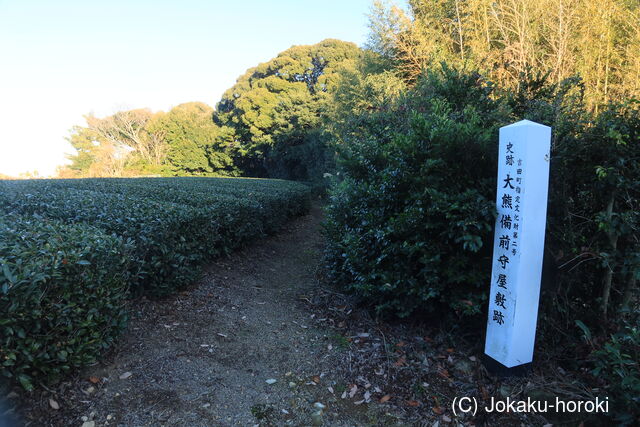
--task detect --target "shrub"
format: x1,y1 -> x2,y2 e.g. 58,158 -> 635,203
0,183 -> 219,296
0,178 -> 312,296
325,66 -> 640,326
324,66 -> 640,423
0,214 -> 130,390
592,319 -> 640,425
324,68 -> 506,317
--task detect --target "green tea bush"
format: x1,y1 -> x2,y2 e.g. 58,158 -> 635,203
0,177 -> 311,391
0,214 -> 130,390
324,68 -> 507,317
0,184 -> 220,296
0,178 -> 312,296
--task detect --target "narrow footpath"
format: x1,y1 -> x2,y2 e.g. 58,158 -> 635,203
21,204 -> 384,427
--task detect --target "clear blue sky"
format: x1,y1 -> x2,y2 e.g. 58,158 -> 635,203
0,0 -> 377,176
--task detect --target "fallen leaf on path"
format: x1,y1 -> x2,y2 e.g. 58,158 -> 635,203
119,371 -> 132,380
88,376 -> 100,384
393,356 -> 406,367
432,406 -> 444,414
49,398 -> 60,410
312,375 -> 321,384
348,384 -> 358,398
379,394 -> 392,403
481,386 -> 489,400
406,400 -> 420,407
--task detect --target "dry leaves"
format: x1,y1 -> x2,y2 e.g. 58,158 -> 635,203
393,356 -> 407,367
48,398 -> 60,410
119,371 -> 132,380
348,384 -> 358,398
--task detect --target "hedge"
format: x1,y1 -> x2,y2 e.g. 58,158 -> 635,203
0,178 -> 312,296
0,214 -> 131,390
1,177 -> 312,391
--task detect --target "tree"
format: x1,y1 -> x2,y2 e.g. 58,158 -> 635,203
147,102 -> 235,176
214,39 -> 363,178
85,109 -> 167,166
366,0 -> 640,108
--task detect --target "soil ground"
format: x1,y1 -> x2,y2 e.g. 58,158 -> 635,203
7,204 -> 595,426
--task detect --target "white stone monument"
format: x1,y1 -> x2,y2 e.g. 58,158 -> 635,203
484,119 -> 551,371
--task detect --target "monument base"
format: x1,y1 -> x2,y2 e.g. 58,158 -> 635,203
482,354 -> 532,378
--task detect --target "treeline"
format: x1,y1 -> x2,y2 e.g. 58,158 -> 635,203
61,102 -> 235,178
368,0 -> 640,110
62,39 -> 364,181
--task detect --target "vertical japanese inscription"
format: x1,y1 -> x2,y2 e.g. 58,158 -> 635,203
489,141 -> 524,330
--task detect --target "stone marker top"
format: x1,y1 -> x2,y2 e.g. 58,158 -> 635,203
503,119 -> 551,129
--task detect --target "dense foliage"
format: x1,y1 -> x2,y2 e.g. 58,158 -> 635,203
367,0 -> 640,110
148,102 -> 236,176
325,68 -> 503,317
0,214 -> 131,391
0,177 -> 311,388
214,39 -> 363,180
323,65 -> 640,421
63,103 -> 237,178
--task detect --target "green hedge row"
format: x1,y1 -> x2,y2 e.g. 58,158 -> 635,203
1,177 -> 312,390
0,214 -> 130,391
0,183 -> 220,296
0,179 -> 312,296
33,177 -> 311,236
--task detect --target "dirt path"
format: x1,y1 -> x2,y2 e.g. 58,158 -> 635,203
21,204 -> 384,427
